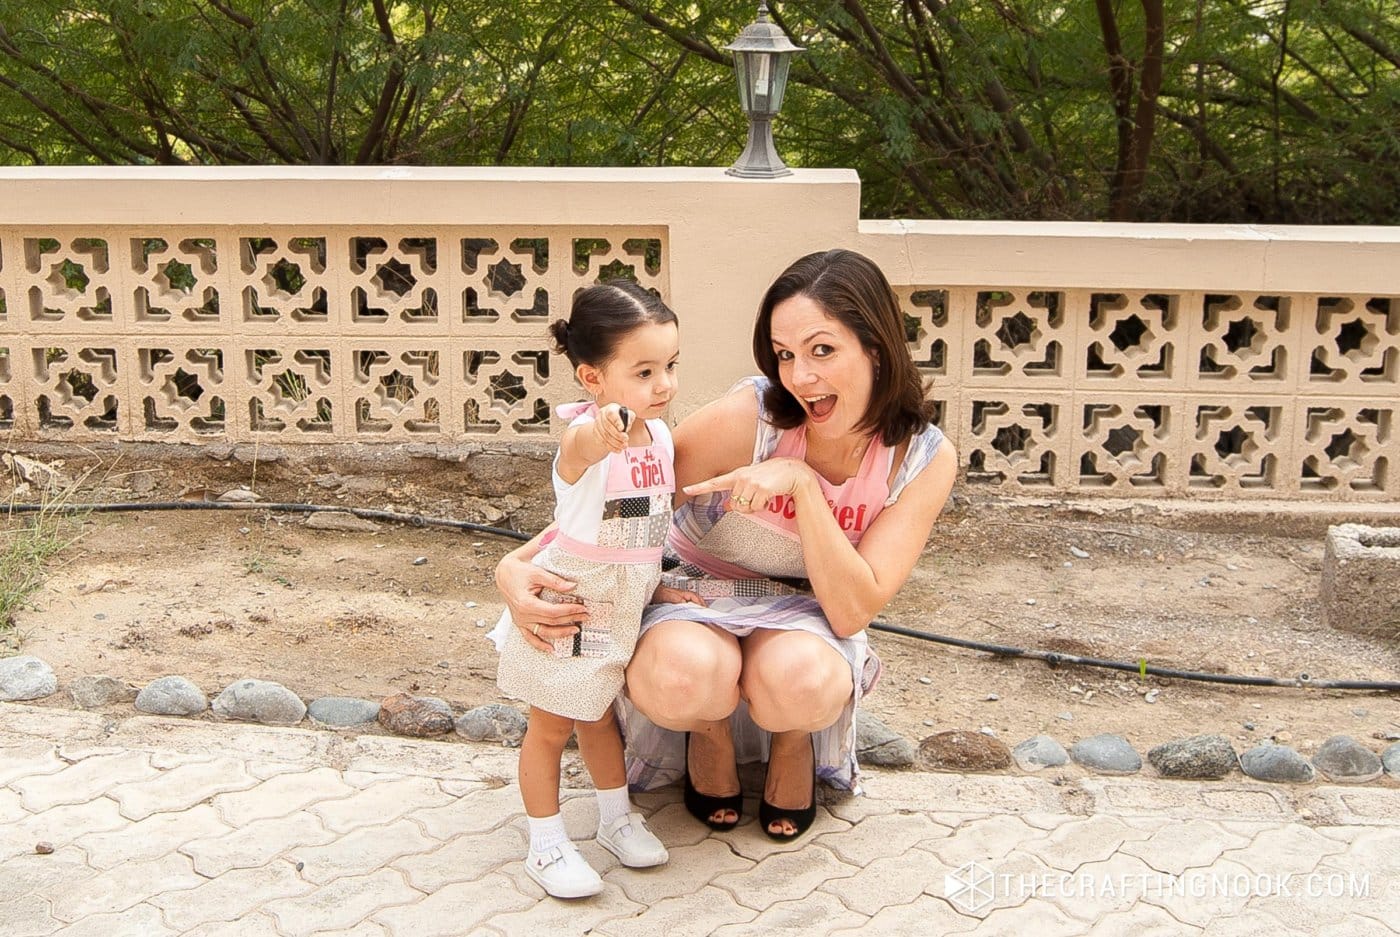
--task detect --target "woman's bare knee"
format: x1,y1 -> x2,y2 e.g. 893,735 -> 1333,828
627,621 -> 741,726
742,639 -> 851,732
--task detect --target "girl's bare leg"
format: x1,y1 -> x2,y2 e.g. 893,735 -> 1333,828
574,707 -> 626,790
518,707 -> 577,817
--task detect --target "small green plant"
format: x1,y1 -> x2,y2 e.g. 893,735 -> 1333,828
0,474 -> 88,647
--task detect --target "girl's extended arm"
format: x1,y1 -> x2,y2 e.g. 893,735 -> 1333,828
555,404 -> 629,484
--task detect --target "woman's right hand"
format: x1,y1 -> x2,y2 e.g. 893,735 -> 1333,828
494,549 -> 587,653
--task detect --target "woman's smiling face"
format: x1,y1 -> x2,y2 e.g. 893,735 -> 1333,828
768,293 -> 876,442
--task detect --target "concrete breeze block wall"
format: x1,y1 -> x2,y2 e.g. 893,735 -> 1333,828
0,167 -> 1396,504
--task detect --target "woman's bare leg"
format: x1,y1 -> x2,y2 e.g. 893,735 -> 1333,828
627,619 -> 744,822
740,629 -> 853,835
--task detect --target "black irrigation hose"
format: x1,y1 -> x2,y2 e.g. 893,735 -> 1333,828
868,621 -> 1400,692
6,499 -> 1397,692
4,500 -> 534,542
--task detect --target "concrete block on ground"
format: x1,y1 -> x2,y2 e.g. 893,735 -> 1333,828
1321,524 -> 1400,639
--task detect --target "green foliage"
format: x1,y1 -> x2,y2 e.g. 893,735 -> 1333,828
0,1 -> 1396,222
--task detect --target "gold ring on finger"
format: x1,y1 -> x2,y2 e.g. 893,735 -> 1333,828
532,624 -> 540,636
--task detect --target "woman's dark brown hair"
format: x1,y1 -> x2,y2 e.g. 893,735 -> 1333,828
752,249 -> 934,446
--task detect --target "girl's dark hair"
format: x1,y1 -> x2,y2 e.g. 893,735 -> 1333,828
752,249 -> 935,447
550,280 -> 678,368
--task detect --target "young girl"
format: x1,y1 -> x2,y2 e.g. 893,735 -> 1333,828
492,280 -> 701,899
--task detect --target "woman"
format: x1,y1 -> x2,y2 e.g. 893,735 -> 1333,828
496,249 -> 956,840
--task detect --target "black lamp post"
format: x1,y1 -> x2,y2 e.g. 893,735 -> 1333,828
724,2 -> 804,178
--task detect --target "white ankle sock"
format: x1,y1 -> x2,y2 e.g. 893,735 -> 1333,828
596,785 -> 632,828
527,813 -> 569,854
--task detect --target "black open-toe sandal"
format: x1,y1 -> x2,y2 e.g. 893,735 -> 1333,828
683,732 -> 743,831
759,734 -> 816,841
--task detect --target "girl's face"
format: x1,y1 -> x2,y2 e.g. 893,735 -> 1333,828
582,320 -> 681,419
769,294 -> 876,442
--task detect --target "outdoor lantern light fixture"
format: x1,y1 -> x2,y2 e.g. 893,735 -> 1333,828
725,2 -> 804,178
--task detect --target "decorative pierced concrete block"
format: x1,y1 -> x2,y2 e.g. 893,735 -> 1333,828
1322,524 -> 1400,638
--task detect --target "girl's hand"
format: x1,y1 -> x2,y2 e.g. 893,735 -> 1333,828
683,457 -> 816,514
494,551 -> 587,653
593,403 -> 630,453
652,584 -> 706,607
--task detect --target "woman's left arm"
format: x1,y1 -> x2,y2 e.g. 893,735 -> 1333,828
793,441 -> 957,638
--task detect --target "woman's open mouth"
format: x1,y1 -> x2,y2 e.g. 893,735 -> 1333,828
804,394 -> 837,420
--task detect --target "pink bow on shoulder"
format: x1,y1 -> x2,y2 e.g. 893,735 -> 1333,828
555,401 -> 597,420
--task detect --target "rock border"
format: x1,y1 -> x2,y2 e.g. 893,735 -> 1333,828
3,654 -> 1398,786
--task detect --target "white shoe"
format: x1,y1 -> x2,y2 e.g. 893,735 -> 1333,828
524,841 -> 604,899
596,812 -> 669,868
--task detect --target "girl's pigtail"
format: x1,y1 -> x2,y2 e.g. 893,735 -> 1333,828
549,318 -> 573,363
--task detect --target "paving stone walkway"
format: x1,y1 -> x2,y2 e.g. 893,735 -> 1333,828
2,703 -> 1397,936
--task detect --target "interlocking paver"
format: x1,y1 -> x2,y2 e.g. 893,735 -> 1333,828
817,850 -> 943,916
14,751 -> 159,812
264,869 -> 423,934
963,901 -> 1083,936
708,890 -> 867,936
180,811 -> 338,876
248,758 -> 325,780
0,894 -> 61,937
715,810 -> 853,863
608,838 -> 754,907
814,810 -> 951,867
1019,815 -> 1157,872
48,902 -> 177,937
294,817 -> 440,884
80,804 -> 231,870
1036,851 -> 1163,923
712,843 -> 861,912
591,885 -> 757,937
178,911 -> 285,936
407,784 -> 526,839
393,827 -> 527,892
371,873 -> 534,936
920,814 -> 1040,867
310,776 -> 454,833
149,860 -> 313,931
1183,908 -> 1305,936
294,924 -> 390,937
827,895 -> 978,937
0,742 -> 66,787
1221,824 -> 1349,879
1080,905 -> 1198,936
107,758 -> 260,821
0,846 -> 93,903
1118,818 -> 1254,875
0,787 -> 27,823
46,853 -> 202,923
0,799 -> 128,861
1137,857 -> 1255,929
3,705 -> 1398,936
633,801 -> 717,850
481,882 -> 643,936
212,767 -> 357,826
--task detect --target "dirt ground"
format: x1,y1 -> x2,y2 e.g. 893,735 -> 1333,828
5,449 -> 1399,766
